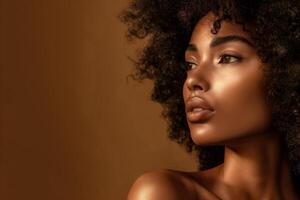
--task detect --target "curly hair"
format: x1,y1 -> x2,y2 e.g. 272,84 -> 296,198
119,0 -> 300,188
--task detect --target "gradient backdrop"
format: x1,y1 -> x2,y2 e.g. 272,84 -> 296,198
0,0 -> 196,199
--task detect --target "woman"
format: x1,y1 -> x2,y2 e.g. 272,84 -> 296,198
120,0 -> 300,199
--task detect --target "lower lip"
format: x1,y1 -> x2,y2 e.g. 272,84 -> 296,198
186,109 -> 215,123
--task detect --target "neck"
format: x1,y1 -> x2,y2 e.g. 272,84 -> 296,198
216,132 -> 298,200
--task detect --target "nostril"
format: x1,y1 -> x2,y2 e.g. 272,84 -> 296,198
193,85 -> 204,91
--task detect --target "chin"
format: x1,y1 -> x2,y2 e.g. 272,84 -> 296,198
189,125 -> 222,146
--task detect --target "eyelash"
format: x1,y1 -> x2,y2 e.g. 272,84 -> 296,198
185,54 -> 243,71
218,54 -> 242,64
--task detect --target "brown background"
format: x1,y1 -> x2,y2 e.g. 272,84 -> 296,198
0,0 -> 196,199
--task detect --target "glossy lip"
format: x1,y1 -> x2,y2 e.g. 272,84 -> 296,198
185,96 -> 215,123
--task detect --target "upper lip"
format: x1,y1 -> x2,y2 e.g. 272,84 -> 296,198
185,95 -> 214,113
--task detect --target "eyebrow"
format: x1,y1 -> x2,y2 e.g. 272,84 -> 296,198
186,35 -> 255,52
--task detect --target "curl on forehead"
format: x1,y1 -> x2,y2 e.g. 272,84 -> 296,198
189,11 -> 256,48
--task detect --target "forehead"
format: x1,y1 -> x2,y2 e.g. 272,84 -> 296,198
190,12 -> 253,43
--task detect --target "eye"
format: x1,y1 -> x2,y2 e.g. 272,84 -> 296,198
185,61 -> 197,71
218,54 -> 242,64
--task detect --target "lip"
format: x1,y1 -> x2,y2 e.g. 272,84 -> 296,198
185,96 -> 215,123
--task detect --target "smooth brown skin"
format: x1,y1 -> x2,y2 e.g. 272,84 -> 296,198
127,12 -> 299,200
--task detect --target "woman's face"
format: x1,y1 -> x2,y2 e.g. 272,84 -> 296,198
183,12 -> 272,146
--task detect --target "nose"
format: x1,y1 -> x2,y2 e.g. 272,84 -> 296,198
185,67 -> 209,92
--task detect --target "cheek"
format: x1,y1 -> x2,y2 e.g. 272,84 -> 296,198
213,70 -> 271,139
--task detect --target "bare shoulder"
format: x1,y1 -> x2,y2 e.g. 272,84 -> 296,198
127,169 -> 197,200
126,167 -> 222,200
